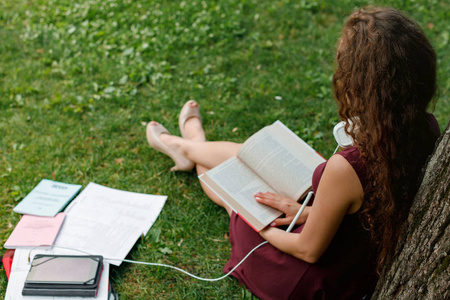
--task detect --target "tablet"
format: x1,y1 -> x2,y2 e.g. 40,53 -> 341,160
24,255 -> 103,289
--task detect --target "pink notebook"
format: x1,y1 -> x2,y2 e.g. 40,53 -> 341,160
4,213 -> 66,249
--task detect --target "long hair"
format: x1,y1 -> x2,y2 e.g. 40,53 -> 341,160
332,7 -> 438,272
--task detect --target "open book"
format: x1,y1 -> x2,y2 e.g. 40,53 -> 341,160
199,121 -> 326,232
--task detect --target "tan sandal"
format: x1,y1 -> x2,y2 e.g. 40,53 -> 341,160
146,122 -> 195,171
178,100 -> 202,139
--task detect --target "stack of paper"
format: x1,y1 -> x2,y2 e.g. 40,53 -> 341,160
55,182 -> 167,266
4,181 -> 167,298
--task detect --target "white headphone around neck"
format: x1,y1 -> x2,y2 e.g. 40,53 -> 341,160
333,119 -> 358,149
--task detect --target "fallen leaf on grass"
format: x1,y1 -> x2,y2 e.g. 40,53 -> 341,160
159,247 -> 173,255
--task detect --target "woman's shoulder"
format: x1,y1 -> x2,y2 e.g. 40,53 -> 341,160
336,146 -> 360,159
312,146 -> 364,194
324,153 -> 363,186
315,154 -> 364,214
336,146 -> 368,190
325,153 -> 356,172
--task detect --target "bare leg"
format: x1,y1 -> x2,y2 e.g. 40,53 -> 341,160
161,138 -> 241,170
177,100 -> 241,169
160,135 -> 241,216
159,101 -> 242,215
196,163 -> 233,216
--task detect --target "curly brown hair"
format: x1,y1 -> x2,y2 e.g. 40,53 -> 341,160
332,7 -> 439,272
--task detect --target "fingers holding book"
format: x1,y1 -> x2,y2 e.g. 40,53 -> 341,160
254,192 -> 310,227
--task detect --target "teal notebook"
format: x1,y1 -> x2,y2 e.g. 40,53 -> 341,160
13,179 -> 82,217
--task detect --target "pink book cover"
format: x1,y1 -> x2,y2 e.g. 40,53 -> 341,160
4,213 -> 66,249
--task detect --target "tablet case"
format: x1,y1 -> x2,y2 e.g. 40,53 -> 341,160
22,286 -> 100,297
22,255 -> 103,297
2,250 -> 118,299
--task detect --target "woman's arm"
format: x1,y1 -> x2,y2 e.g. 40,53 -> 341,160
254,192 -> 311,227
258,154 -> 364,263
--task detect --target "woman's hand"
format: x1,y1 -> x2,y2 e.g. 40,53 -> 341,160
254,192 -> 310,227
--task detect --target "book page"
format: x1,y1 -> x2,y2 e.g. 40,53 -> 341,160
199,157 -> 282,231
238,121 -> 326,200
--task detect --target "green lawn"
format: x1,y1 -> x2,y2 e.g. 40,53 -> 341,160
1,0 -> 448,298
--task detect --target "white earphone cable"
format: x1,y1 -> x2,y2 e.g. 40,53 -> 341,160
27,192 -> 313,282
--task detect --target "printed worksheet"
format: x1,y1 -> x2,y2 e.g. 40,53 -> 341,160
55,182 -> 167,266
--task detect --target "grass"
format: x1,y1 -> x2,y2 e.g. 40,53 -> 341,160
0,0 -> 448,298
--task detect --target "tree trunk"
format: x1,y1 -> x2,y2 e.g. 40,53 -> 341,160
371,121 -> 450,300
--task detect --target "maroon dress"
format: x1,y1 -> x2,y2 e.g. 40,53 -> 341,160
223,147 -> 377,300
223,114 -> 440,300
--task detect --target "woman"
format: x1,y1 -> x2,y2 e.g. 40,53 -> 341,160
146,7 -> 441,299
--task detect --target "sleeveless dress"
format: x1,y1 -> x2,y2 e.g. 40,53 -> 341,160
223,114 -> 440,300
223,146 -> 377,300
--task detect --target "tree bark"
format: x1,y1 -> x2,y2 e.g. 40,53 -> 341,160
371,121 -> 450,300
